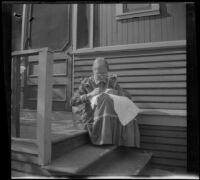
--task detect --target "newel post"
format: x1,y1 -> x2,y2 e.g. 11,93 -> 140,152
36,48 -> 53,165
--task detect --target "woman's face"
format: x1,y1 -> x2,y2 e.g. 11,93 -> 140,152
93,63 -> 108,84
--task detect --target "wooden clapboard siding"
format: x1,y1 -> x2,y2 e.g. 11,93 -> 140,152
73,43 -> 186,110
140,124 -> 187,169
93,3 -> 186,47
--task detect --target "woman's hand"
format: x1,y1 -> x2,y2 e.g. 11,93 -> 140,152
87,88 -> 101,99
105,89 -> 118,95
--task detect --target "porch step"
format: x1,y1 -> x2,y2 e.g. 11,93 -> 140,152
43,144 -> 118,176
11,130 -> 90,163
80,147 -> 153,176
51,130 -> 89,160
20,109 -> 74,121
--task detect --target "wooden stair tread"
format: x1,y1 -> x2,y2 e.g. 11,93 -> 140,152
51,130 -> 87,144
11,140 -> 38,155
44,144 -> 117,175
81,148 -> 153,176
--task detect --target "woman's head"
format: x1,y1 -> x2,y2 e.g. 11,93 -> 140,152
92,57 -> 109,84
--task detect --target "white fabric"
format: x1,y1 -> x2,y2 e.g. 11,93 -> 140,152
90,91 -> 140,126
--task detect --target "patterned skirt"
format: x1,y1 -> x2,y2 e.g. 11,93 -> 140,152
86,93 -> 140,147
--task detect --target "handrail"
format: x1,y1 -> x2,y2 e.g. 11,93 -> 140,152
11,47 -> 53,166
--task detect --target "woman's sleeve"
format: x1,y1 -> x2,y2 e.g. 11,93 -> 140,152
112,76 -> 132,99
70,80 -> 90,106
115,83 -> 132,99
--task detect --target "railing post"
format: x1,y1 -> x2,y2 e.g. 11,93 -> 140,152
36,48 -> 53,166
11,56 -> 21,137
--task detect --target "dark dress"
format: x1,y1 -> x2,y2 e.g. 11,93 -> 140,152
71,74 -> 140,147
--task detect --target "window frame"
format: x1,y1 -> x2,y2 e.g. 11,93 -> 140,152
116,3 -> 160,20
73,4 -> 94,51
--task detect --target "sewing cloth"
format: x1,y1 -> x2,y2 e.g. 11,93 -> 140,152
90,92 -> 140,126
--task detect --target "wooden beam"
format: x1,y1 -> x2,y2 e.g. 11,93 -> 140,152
72,40 -> 186,55
12,48 -> 52,56
36,48 -> 53,166
11,56 -> 21,137
72,4 -> 78,51
90,4 -> 94,49
20,4 -> 28,50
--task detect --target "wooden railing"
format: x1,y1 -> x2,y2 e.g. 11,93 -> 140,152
11,48 -> 53,165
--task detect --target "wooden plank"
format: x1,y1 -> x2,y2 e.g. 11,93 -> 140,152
139,109 -> 186,117
99,4 -> 103,47
75,61 -> 186,71
74,75 -> 186,83
141,143 -> 186,153
173,3 -> 186,40
107,4 -> 112,46
12,151 -> 38,165
72,88 -> 186,97
140,129 -> 187,138
72,4 -> 77,51
102,4 -> 107,46
11,56 -> 21,137
11,169 -> 39,177
74,82 -> 186,89
74,68 -> 186,78
144,16 -> 150,42
27,76 -> 68,85
178,4 -> 186,40
127,89 -> 186,96
36,49 -> 53,165
75,54 -> 186,65
93,4 -> 100,47
122,19 -> 128,44
144,149 -> 187,160
161,13 -> 168,41
132,96 -> 186,103
139,124 -> 186,132
12,48 -> 48,56
141,136 -> 187,146
136,102 -> 186,109
151,157 -> 186,167
90,4 -> 94,48
117,17 -> 123,45
114,75 -> 186,82
11,160 -> 52,177
138,114 -> 186,127
154,16 -> 162,42
166,4 -> 175,41
112,4 -> 117,45
133,18 -> 139,43
127,18 -> 133,44
118,82 -> 186,88
139,17 -> 145,43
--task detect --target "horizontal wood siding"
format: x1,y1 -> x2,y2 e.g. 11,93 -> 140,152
140,124 -> 187,171
73,47 -> 186,110
94,3 -> 186,47
73,42 -> 187,170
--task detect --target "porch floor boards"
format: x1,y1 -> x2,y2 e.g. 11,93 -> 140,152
19,115 -> 86,142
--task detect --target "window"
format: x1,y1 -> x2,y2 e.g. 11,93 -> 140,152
73,4 -> 94,50
116,3 -> 160,20
76,4 -> 91,49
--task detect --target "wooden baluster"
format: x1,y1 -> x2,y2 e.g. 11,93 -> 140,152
36,48 -> 53,165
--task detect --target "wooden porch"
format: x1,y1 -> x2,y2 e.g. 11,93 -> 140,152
11,48 -> 155,177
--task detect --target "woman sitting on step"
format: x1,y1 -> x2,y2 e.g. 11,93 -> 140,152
71,57 -> 140,148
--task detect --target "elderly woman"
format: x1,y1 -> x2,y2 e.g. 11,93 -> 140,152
71,57 -> 140,147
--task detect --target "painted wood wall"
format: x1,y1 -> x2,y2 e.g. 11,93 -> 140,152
93,3 -> 186,47
73,41 -> 187,170
73,45 -> 186,110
